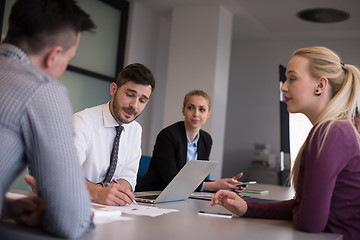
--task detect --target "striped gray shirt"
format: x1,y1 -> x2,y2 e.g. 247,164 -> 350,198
0,44 -> 93,239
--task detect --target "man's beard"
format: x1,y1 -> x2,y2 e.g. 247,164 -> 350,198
113,100 -> 139,124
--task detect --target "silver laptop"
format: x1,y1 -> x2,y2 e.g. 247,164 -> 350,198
135,160 -> 217,204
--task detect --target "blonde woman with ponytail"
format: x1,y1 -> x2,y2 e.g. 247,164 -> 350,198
211,46 -> 360,240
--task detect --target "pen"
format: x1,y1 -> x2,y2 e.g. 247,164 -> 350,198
112,179 -> 119,184
112,179 -> 137,205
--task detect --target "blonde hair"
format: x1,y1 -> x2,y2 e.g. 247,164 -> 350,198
183,90 -> 211,111
291,46 -> 360,190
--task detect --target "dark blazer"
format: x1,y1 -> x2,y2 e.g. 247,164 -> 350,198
135,121 -> 212,192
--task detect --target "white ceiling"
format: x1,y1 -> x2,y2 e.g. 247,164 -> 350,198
129,0 -> 360,41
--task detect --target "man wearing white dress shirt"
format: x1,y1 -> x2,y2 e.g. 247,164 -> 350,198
73,63 -> 155,206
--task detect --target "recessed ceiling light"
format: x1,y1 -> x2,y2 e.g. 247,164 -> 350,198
297,8 -> 350,23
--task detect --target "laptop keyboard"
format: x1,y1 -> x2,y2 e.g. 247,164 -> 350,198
137,195 -> 159,200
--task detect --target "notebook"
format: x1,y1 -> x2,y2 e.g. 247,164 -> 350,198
135,160 -> 218,204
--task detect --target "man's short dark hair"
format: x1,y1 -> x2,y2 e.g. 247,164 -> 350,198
115,63 -> 155,91
3,0 -> 95,53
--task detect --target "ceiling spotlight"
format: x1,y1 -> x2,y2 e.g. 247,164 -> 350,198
297,8 -> 350,23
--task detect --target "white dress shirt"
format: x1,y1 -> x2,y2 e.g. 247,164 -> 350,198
73,102 -> 142,190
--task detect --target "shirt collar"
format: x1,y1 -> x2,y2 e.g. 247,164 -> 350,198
0,44 -> 32,65
102,101 -> 126,131
186,132 -> 200,146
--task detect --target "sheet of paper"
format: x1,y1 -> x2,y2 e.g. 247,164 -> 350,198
92,202 -> 179,217
93,216 -> 133,224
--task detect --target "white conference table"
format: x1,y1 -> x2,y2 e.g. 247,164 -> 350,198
1,184 -> 342,240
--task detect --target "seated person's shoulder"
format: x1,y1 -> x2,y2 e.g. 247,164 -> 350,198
123,120 -> 142,136
72,105 -> 104,131
159,121 -> 184,137
74,105 -> 102,119
321,120 -> 355,137
200,129 -> 212,142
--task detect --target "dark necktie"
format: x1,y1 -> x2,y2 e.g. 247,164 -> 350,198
103,125 -> 124,184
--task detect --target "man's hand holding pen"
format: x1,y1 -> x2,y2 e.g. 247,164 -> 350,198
87,178 -> 135,206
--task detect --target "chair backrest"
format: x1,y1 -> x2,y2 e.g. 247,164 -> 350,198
137,155 -> 152,183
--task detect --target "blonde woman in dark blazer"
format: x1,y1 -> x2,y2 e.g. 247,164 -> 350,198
136,90 -> 243,192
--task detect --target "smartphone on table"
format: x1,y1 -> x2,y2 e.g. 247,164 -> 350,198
235,181 -> 256,188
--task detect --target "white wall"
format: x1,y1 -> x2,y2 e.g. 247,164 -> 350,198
222,39 -> 360,179
125,2 -> 171,155
163,6 -> 232,179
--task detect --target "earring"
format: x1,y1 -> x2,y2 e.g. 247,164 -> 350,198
315,89 -> 321,96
